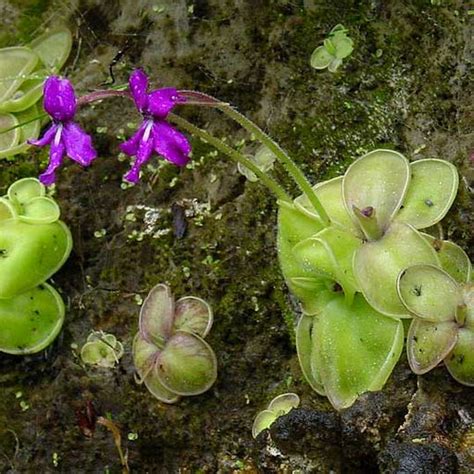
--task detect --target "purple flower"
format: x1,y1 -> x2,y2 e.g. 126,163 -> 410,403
29,76 -> 97,185
121,69 -> 191,183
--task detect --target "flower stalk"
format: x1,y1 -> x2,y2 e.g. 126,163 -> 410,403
180,91 -> 331,225
169,113 -> 292,202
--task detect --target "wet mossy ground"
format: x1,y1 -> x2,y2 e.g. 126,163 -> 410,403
0,0 -> 473,472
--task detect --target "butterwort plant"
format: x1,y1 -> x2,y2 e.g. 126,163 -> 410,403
132,283 -> 217,403
0,177 -> 72,354
3,65 -> 471,410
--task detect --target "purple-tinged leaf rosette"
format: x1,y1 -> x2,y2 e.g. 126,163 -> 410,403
29,76 -> 97,185
121,69 -> 191,183
132,283 -> 217,403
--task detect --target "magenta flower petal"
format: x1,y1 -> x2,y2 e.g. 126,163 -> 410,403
28,123 -> 57,147
124,136 -> 154,183
62,122 -> 97,166
43,76 -> 76,121
148,88 -> 180,119
39,141 -> 66,185
153,121 -> 191,166
129,69 -> 149,112
120,123 -> 147,156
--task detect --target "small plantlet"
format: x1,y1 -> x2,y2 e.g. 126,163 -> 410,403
132,283 -> 217,403
237,145 -> 276,182
80,331 -> 124,368
310,24 -> 354,72
252,393 -> 300,438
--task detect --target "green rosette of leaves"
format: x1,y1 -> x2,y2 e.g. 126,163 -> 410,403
277,149 -> 460,409
133,283 -> 217,403
310,24 -> 354,72
0,178 -> 72,354
0,28 -> 72,158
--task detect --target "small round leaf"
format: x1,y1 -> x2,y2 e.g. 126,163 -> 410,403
397,265 -> 460,321
296,314 -> 326,395
0,283 -> 65,355
252,410 -> 276,439
396,159 -> 459,229
310,46 -> 333,69
268,393 -> 300,415
8,177 -> 45,204
445,328 -> 474,386
421,234 -> 471,284
139,283 -> 174,345
29,27 -> 72,72
407,319 -> 458,374
174,296 -> 213,338
0,47 -> 38,102
19,196 -> 60,224
156,331 -> 217,396
343,149 -> 410,235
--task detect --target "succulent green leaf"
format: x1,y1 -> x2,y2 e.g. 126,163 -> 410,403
237,145 -> 275,182
396,159 -> 459,229
19,196 -> 61,224
0,220 -> 72,298
343,149 -> 410,236
133,334 -> 180,403
323,38 -> 337,56
0,47 -> 38,102
0,103 -> 41,159
407,319 -> 458,374
296,314 -> 326,394
310,46 -> 333,69
330,24 -> 348,35
312,293 -> 404,410
332,35 -> 354,59
0,283 -> 64,354
293,226 -> 361,303
290,277 -> 335,315
174,296 -> 213,338
0,197 -> 17,221
354,222 -> 439,318
139,283 -> 174,345
0,68 -> 46,113
0,113 -> 20,153
252,410 -> 276,439
421,234 -> 471,283
277,201 -> 327,312
294,177 -> 359,235
29,27 -> 72,72
397,265 -> 460,321
155,331 -> 217,396
268,393 -> 300,415
132,334 -> 159,383
445,328 -> 474,386
8,177 -> 45,204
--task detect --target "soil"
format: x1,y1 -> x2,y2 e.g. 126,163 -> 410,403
0,0 -> 473,472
